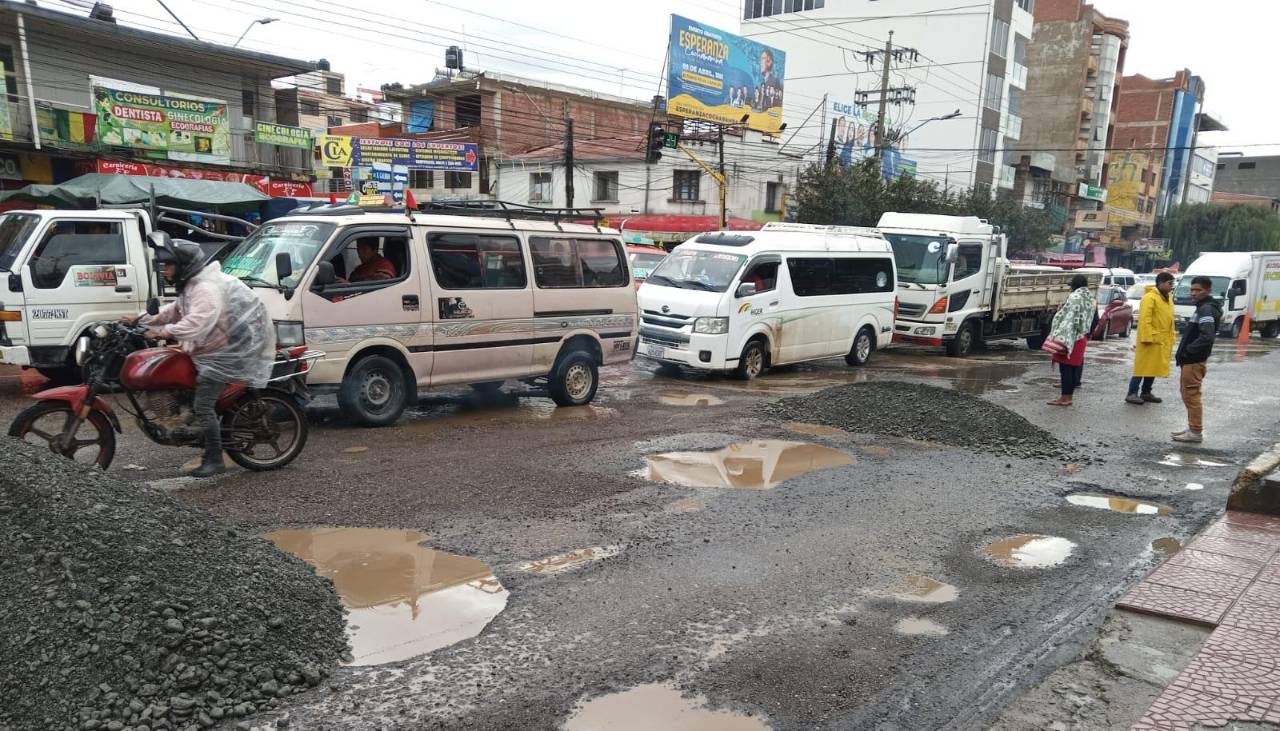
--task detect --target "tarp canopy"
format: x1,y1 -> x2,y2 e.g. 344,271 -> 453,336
0,174 -> 270,213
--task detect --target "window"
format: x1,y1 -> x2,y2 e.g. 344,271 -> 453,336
593,171 -> 619,202
480,158 -> 492,195
0,45 -> 18,103
350,107 -> 368,123
983,74 -> 1003,112
529,237 -> 628,288
326,115 -> 345,128
241,89 -> 256,117
740,259 -> 779,294
1007,86 -> 1022,117
952,245 -> 983,281
1013,35 -> 1028,67
456,94 -> 482,128
745,0 -> 820,19
1216,163 -> 1226,171
765,181 -> 782,213
29,221 -> 126,290
1146,199 -> 1155,214
411,170 -> 434,189
991,17 -> 1010,58
300,99 -> 320,116
320,233 -> 410,287
428,233 -> 526,289
530,172 -> 553,203
787,257 -> 894,296
1016,0 -> 1035,12
325,76 -> 342,96
445,172 -> 472,189
1239,162 -> 1257,170
673,170 -> 701,201
978,128 -> 999,164
1137,196 -> 1147,212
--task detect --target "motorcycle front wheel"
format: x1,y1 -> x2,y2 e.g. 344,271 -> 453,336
222,391 -> 308,471
8,401 -> 116,469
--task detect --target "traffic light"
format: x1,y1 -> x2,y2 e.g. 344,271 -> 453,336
646,122 -> 665,164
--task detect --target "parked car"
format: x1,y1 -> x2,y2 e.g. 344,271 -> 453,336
1092,285 -> 1133,340
626,244 -> 668,288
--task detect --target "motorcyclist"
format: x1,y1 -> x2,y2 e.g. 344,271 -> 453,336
132,241 -> 275,477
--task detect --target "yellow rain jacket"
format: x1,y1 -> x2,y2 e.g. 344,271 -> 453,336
1133,285 -> 1175,378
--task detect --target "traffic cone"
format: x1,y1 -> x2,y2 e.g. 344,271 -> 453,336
1238,311 -> 1252,344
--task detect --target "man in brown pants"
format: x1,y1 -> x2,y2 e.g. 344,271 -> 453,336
1172,276 -> 1223,443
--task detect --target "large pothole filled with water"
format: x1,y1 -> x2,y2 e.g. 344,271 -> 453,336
265,527 -> 508,666
634,440 -> 853,490
979,534 -> 1077,569
1065,493 -> 1171,515
563,683 -> 771,730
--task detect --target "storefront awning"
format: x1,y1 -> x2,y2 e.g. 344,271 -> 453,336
609,215 -> 764,244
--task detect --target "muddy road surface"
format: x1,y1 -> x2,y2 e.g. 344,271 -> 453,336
3,334 -> 1278,730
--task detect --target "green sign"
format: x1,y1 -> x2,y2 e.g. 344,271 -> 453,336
255,122 -> 312,149
662,132 -> 680,149
93,85 -> 229,161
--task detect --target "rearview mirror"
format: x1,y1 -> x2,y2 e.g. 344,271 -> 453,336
147,231 -> 171,250
736,282 -> 758,298
275,252 -> 293,281
944,243 -> 959,264
146,297 -> 160,316
313,261 -> 336,289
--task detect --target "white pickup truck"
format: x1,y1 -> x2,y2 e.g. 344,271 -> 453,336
878,212 -> 1100,356
0,207 -> 243,380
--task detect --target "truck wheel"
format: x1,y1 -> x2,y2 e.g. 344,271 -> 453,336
734,340 -> 767,380
1263,321 -> 1280,339
548,350 -> 598,406
339,355 -> 409,427
845,326 -> 875,367
945,322 -> 977,358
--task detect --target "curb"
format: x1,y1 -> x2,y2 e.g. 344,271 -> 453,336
1226,442 -> 1280,514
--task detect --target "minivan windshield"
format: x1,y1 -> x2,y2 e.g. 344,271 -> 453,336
0,213 -> 41,272
645,249 -> 746,292
1173,275 -> 1228,306
220,221 -> 336,288
883,233 -> 951,285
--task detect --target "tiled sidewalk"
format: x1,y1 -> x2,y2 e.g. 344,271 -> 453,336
1119,511 -> 1280,730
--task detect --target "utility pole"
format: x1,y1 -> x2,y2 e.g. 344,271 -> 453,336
717,127 -> 727,229
854,32 -> 919,169
874,31 -> 894,161
564,116 -> 574,208
826,118 -> 838,164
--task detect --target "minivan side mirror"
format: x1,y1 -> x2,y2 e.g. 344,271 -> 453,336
275,252 -> 293,282
313,261 -> 336,289
944,243 -> 959,264
146,297 -> 160,316
736,282 -> 758,298
7,272 -> 20,292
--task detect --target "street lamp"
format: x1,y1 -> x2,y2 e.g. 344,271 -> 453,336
234,17 -> 279,47
896,109 -> 963,143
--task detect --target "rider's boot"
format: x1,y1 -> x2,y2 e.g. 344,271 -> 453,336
190,419 -> 225,478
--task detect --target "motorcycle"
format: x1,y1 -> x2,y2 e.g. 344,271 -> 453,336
8,320 -> 322,472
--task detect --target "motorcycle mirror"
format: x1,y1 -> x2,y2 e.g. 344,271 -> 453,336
146,297 -> 161,316
275,252 -> 294,281
313,261 -> 336,289
147,231 -> 172,250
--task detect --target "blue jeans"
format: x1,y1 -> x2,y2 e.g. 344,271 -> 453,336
1128,376 -> 1154,396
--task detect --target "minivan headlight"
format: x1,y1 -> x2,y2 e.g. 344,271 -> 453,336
693,317 -> 729,335
274,320 -> 305,347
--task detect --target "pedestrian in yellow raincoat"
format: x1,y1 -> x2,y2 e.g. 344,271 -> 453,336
1125,271 -> 1177,404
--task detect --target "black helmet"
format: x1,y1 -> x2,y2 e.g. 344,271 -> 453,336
156,240 -> 207,291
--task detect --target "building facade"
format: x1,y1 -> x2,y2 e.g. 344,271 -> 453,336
1209,154 -> 1280,200
740,0 -> 1035,192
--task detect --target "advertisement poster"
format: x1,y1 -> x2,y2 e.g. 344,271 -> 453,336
667,14 -> 786,134
93,85 -> 230,163
93,160 -> 313,198
831,100 -> 876,166
1106,151 -> 1151,216
255,122 -> 312,149
319,135 -> 479,171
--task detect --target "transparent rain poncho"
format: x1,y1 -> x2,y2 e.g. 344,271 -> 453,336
142,261 -> 276,387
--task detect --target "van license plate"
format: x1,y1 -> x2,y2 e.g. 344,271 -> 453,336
641,343 -> 668,359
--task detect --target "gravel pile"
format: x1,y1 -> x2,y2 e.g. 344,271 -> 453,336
766,381 -> 1083,461
0,439 -> 347,731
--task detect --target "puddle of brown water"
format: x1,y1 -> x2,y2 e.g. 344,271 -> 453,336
979,534 -> 1076,569
1065,494 -> 1171,516
659,393 -> 726,407
666,497 -> 707,513
1158,453 -> 1229,468
1152,537 -> 1183,559
894,617 -> 949,637
518,546 -> 620,575
636,440 -> 853,490
891,576 -> 959,604
563,683 -> 771,731
783,422 -> 848,439
264,527 -> 508,666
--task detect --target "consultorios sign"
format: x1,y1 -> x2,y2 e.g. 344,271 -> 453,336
93,86 -> 229,160
319,135 -> 479,171
255,122 -> 312,149
667,14 -> 786,134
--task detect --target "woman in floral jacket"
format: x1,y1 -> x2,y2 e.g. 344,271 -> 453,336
1045,274 -> 1095,407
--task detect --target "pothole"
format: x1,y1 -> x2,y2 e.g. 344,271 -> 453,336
894,617 -> 949,637
563,683 -> 770,731
890,576 -> 959,604
979,534 -> 1076,569
264,527 -> 508,666
783,422 -> 848,439
1159,453 -> 1230,468
659,393 -> 726,407
409,401 -> 615,428
518,546 -> 620,575
1152,537 -> 1183,559
635,440 -> 853,490
1065,493 -> 1171,515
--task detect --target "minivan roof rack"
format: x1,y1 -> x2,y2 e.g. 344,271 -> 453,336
422,200 -> 606,231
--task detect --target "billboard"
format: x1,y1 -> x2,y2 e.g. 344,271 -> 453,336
667,15 -> 785,134
319,135 -> 478,171
255,122 -> 312,149
1107,151 -> 1151,215
93,85 -> 229,163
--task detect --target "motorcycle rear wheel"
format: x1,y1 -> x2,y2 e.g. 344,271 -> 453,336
222,391 -> 308,471
8,401 -> 116,469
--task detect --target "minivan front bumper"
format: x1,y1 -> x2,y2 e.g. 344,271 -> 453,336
637,332 -> 733,371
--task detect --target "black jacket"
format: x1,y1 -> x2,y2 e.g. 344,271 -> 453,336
1175,297 -> 1223,366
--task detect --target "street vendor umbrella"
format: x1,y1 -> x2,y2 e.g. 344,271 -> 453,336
0,173 -> 270,213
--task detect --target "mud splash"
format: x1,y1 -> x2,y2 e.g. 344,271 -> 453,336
636,440 -> 853,490
891,576 -> 959,604
659,393 -> 726,407
979,534 -> 1076,569
264,527 -> 508,666
1065,494 -> 1171,515
563,683 -> 770,731
519,546 -> 620,575
894,617 -> 949,637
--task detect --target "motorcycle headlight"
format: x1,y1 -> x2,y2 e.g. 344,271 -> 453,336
693,317 -> 730,335
274,320 -> 305,347
75,336 -> 91,366
92,324 -> 109,339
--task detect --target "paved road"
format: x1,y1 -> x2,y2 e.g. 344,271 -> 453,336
3,334 -> 1277,730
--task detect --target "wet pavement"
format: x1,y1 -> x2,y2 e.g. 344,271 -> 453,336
2,334 -> 1278,729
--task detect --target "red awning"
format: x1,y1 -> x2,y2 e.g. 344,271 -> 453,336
612,215 -> 764,233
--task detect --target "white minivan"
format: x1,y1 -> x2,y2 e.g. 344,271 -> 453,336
635,222 -> 897,378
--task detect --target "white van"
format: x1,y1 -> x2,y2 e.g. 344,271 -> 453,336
214,207 -> 639,426
635,222 -> 897,378
1076,266 -> 1136,290
1174,251 -> 1280,338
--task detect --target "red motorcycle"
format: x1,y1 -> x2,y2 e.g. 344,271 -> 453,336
9,321 -> 321,471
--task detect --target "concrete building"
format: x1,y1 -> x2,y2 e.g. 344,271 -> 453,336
1211,190 -> 1280,212
740,0 -> 1035,192
0,0 -> 316,193
1210,154 -> 1280,201
1012,0 -> 1127,229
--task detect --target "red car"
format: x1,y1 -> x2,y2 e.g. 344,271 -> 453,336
626,244 -> 668,289
1092,286 -> 1134,340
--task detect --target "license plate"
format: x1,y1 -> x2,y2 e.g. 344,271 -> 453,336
641,343 -> 668,359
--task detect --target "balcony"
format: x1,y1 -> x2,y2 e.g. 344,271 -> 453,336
1005,113 -> 1023,141
1009,63 -> 1028,90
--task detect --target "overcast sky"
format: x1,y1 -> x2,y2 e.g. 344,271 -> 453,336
59,0 -> 1272,153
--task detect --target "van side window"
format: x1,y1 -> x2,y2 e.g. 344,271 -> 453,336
428,233 -> 526,289
529,237 -> 628,288
740,260 -> 779,294
321,232 -> 410,290
30,221 -> 126,289
788,257 -> 894,296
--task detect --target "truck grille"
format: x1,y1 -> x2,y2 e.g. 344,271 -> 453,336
897,302 -> 927,319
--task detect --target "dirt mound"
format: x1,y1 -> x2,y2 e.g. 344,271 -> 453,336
766,381 -> 1082,461
0,439 -> 347,731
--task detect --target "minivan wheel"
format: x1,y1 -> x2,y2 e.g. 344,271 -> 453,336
845,327 -> 875,366
549,350 -> 598,407
734,340 -> 767,380
339,355 -> 409,427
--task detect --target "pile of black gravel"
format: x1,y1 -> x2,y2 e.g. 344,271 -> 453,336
0,439 -> 347,731
766,381 -> 1084,462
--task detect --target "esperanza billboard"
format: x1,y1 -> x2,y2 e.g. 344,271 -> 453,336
667,15 -> 786,134
93,86 -> 229,161
318,135 -> 479,171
